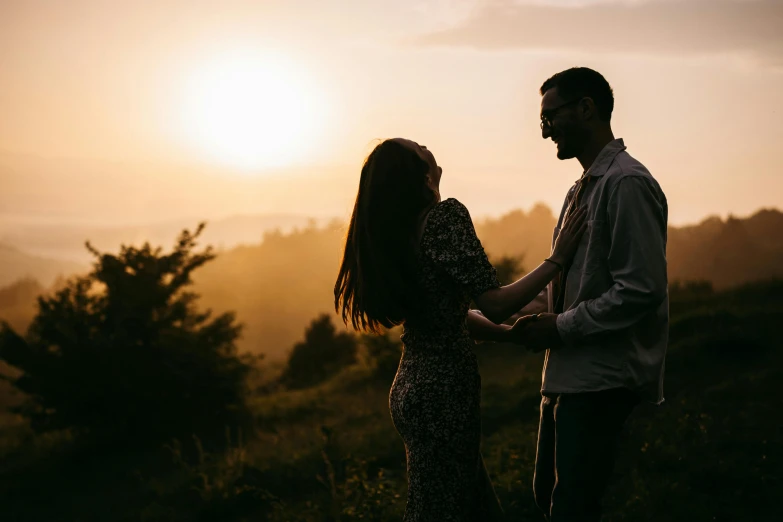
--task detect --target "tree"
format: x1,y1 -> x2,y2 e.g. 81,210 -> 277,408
280,314 -> 357,389
0,224 -> 251,446
491,255 -> 525,286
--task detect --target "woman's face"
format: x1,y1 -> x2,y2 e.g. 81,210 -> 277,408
391,138 -> 442,193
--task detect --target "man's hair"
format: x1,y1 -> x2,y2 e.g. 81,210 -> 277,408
540,67 -> 614,122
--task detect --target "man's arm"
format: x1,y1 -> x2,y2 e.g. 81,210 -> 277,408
556,176 -> 668,343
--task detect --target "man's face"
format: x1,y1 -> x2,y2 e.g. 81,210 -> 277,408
540,88 -> 588,160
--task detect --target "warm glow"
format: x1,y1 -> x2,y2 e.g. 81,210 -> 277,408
181,49 -> 324,171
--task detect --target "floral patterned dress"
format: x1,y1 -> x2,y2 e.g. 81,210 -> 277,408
389,198 -> 504,521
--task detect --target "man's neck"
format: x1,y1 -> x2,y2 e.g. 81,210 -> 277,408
577,128 -> 615,172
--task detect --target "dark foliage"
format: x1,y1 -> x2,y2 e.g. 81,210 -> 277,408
490,255 -> 525,286
1,280 -> 781,521
0,224 -> 251,445
357,331 -> 403,386
280,314 -> 357,389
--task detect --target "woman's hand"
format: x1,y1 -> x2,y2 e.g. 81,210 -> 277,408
466,309 -> 512,342
550,207 -> 588,267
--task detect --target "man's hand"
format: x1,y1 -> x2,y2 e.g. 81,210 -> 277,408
508,313 -> 563,352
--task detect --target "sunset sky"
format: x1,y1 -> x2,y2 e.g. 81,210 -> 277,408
1,0 -> 781,227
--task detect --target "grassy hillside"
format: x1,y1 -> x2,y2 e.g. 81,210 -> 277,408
0,280 -> 780,521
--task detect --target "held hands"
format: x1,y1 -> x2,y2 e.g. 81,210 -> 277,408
550,207 -> 588,267
508,313 -> 563,352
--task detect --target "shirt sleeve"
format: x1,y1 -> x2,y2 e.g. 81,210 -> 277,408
556,176 -> 668,342
423,199 -> 501,299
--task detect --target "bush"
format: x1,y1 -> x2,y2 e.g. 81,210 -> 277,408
356,330 -> 402,386
280,314 -> 357,389
0,224 -> 251,446
490,255 -> 525,285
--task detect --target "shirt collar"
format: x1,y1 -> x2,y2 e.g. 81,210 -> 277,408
583,138 -> 626,178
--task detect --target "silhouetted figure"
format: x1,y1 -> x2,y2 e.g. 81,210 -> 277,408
514,67 -> 669,522
335,138 -> 587,521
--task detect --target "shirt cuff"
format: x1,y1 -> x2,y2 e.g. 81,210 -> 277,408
556,309 -> 579,343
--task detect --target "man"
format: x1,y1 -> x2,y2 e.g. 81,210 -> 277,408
514,67 -> 669,521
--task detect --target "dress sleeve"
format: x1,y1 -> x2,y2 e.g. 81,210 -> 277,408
422,198 -> 501,298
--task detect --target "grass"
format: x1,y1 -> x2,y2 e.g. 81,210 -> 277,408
1,281 -> 782,521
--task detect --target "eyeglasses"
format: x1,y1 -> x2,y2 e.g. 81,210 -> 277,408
540,99 -> 581,130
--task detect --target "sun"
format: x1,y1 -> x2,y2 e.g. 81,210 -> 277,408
181,50 -> 323,171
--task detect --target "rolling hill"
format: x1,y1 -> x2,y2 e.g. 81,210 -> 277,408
1,206 -> 781,359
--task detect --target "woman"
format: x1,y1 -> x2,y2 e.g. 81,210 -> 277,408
334,138 -> 586,521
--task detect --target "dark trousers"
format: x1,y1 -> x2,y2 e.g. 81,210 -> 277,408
533,387 -> 639,522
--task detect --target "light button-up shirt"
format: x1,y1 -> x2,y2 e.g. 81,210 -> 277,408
546,138 -> 669,404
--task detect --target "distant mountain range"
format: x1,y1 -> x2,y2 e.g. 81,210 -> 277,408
2,204 -> 781,294
0,243 -> 84,289
668,208 -> 783,288
476,205 -> 783,290
0,213 -> 328,264
1,206 -> 781,358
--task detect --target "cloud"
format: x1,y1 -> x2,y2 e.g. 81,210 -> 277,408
415,0 -> 783,66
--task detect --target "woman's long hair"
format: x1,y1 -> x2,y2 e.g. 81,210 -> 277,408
334,140 -> 438,333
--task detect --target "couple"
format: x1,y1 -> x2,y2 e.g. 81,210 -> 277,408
334,67 -> 669,521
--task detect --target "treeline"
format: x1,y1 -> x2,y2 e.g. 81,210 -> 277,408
1,206 -> 782,361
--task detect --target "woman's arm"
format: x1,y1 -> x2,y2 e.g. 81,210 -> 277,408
466,310 -> 511,342
474,207 -> 587,324
473,260 -> 561,324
